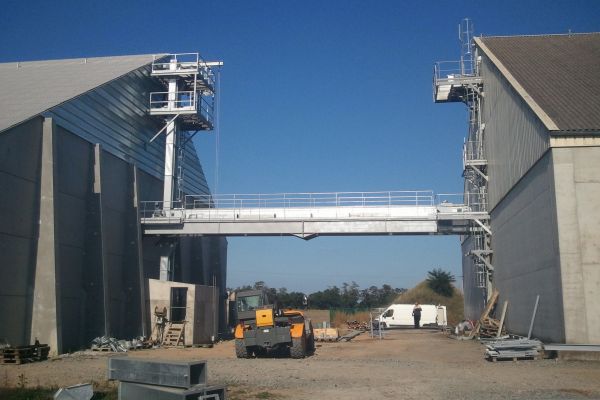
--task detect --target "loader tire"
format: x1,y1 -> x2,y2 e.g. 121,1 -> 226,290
235,339 -> 250,358
307,333 -> 315,353
290,336 -> 306,359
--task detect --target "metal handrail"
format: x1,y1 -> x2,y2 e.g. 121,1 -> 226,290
184,190 -> 435,210
433,60 -> 477,80
152,53 -> 199,74
138,192 -> 493,221
463,140 -> 486,161
149,91 -> 197,111
152,53 -> 215,88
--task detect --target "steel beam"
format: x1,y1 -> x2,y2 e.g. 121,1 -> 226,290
543,344 -> 600,352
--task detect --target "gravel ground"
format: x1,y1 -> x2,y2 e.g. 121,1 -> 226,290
1,329 -> 600,399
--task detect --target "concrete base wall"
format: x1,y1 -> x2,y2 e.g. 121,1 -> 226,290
553,147 -> 600,344
0,118 -> 43,343
490,151 -> 565,342
0,117 -> 43,347
148,279 -> 218,345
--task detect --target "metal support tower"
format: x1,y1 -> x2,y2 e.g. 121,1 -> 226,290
148,53 -> 220,280
433,19 -> 493,301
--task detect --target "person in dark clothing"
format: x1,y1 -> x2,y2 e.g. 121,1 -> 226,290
412,303 -> 422,328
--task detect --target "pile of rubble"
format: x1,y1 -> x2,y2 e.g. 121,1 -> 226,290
346,320 -> 369,331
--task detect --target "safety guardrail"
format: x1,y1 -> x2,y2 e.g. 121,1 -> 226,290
149,90 -> 196,112
139,191 -> 494,220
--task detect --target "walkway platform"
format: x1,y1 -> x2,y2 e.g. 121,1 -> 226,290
140,191 -> 489,238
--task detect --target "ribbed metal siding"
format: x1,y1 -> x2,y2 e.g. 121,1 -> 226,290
45,66 -> 210,197
490,152 -> 564,342
481,53 -> 550,211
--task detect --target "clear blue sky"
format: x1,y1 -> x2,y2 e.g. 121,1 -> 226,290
2,1 -> 598,293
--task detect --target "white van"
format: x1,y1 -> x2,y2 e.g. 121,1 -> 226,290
376,304 -> 447,328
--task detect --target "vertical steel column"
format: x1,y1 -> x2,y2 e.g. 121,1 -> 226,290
162,59 -> 178,210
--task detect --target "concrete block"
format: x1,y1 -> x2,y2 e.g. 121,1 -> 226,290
118,382 -> 226,400
108,357 -> 207,388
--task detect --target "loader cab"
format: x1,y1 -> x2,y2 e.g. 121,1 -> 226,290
235,289 -> 270,322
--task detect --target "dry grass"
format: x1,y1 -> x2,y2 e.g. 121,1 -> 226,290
394,281 -> 464,325
331,311 -> 371,329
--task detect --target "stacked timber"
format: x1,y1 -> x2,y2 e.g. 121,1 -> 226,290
470,290 -> 506,338
478,317 -> 506,338
346,320 -> 369,331
0,344 -> 50,364
313,328 -> 339,342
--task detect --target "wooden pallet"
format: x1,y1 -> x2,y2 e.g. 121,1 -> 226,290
487,354 -> 539,362
162,322 -> 186,346
1,345 -> 50,364
91,347 -> 114,352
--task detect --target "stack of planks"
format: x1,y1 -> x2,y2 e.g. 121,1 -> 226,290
0,344 -> 50,364
470,290 -> 507,339
313,328 -> 339,342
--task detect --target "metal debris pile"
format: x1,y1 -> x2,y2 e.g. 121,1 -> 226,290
91,336 -> 152,352
485,338 -> 542,361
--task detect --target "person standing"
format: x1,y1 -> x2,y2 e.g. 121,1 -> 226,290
412,303 -> 422,329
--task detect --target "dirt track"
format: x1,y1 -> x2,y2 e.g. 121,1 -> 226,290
2,329 -> 600,399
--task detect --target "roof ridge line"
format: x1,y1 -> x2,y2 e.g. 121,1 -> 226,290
0,53 -> 168,67
477,32 -> 600,39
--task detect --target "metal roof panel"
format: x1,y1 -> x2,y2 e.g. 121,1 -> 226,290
476,33 -> 600,132
0,54 -> 166,133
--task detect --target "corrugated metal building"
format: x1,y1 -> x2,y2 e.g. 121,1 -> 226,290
0,54 -> 227,353
460,33 -> 600,344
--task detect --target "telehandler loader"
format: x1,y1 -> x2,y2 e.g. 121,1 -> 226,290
233,289 -> 314,358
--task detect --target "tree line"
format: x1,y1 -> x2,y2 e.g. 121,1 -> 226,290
231,281 -> 406,309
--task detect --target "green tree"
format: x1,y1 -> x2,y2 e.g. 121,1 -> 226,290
426,268 -> 456,297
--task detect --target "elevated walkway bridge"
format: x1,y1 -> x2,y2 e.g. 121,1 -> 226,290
140,191 -> 489,239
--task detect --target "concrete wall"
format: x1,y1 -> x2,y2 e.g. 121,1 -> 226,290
0,117 -> 43,347
0,116 -> 228,353
491,151 -> 564,342
553,146 -> 600,344
480,53 -> 550,211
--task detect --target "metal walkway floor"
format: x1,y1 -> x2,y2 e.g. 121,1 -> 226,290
140,191 -> 489,238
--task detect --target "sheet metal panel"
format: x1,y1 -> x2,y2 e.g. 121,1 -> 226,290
478,34 -> 600,132
480,53 -> 551,211
46,67 -> 210,197
0,54 -> 166,133
490,152 -> 564,343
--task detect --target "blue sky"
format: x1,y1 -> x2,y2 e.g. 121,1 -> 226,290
2,1 -> 599,293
